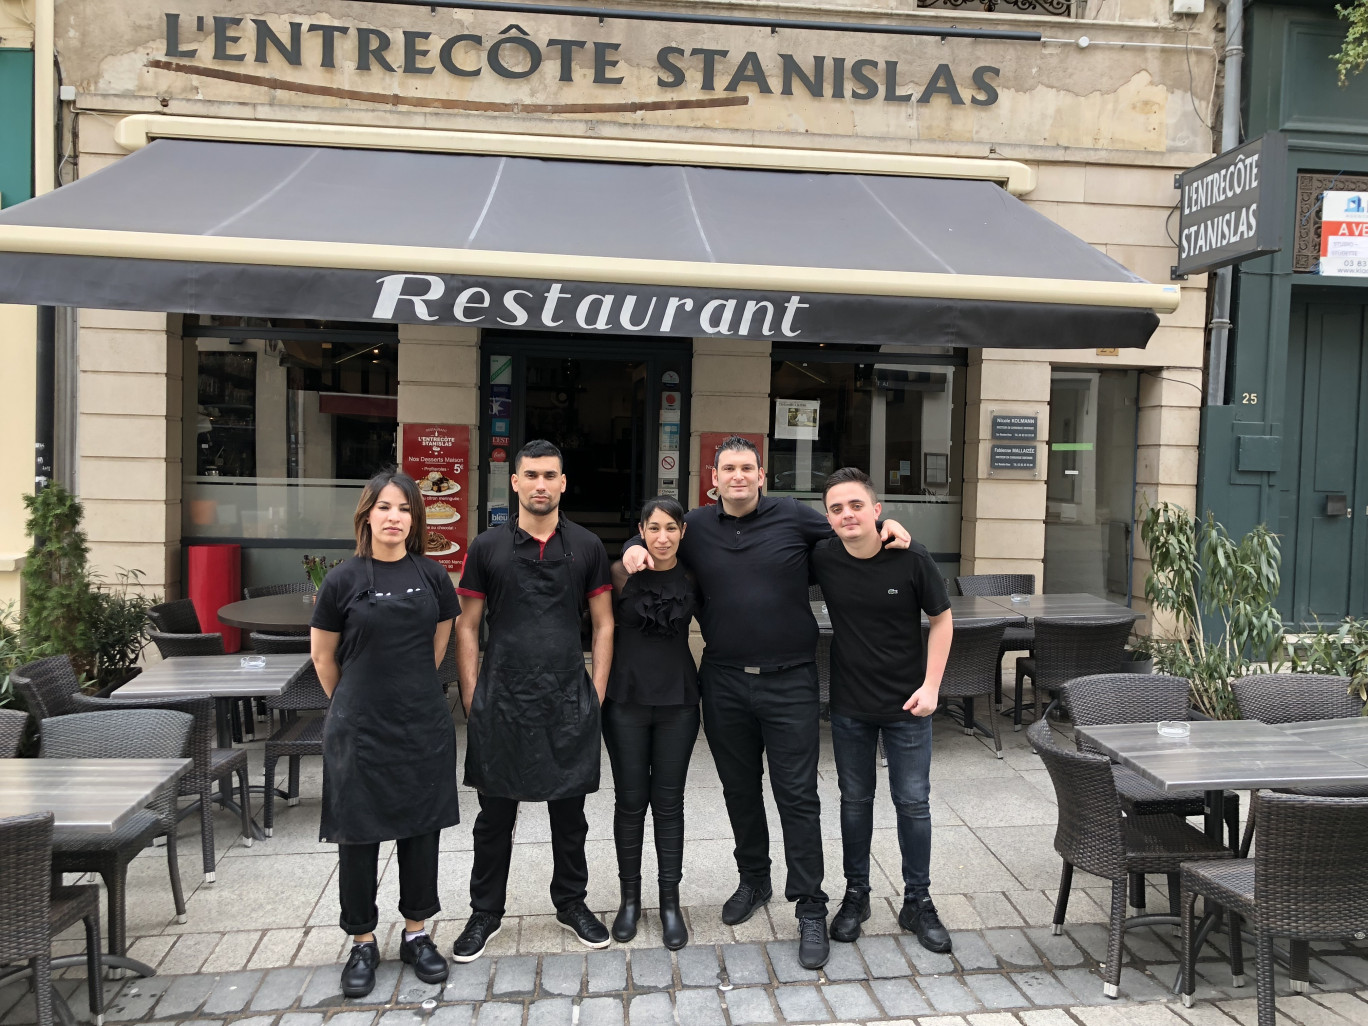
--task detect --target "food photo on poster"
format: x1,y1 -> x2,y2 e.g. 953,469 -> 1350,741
401,424 -> 470,572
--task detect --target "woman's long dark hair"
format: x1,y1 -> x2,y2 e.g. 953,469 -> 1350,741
353,469 -> 426,558
639,495 -> 685,527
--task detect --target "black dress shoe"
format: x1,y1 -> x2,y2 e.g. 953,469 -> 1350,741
797,916 -> 830,970
399,932 -> 449,984
900,895 -> 953,953
340,941 -> 379,998
557,901 -> 611,948
451,911 -> 502,963
829,888 -> 870,943
721,883 -> 772,926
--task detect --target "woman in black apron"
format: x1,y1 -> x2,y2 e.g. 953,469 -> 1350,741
310,469 -> 461,998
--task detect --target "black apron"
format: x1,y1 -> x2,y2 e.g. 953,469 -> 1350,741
464,538 -> 601,801
320,554 -> 461,844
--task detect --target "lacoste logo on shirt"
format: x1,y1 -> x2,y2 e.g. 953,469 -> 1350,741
888,588 -> 899,595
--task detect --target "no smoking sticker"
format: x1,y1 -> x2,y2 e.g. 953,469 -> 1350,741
659,454 -> 677,473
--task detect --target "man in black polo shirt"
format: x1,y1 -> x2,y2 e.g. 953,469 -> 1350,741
623,437 -> 908,969
450,439 -> 615,962
811,467 -> 953,953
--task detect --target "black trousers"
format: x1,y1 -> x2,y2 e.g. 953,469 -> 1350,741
602,700 -> 700,887
470,793 -> 589,916
699,660 -> 828,919
337,830 -> 441,936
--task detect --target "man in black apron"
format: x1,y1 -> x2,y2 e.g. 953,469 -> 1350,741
450,439 -> 615,961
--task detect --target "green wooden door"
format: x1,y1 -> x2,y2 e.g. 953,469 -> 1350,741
1280,301 -> 1368,624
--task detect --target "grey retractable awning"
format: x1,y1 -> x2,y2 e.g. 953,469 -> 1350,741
0,139 -> 1176,347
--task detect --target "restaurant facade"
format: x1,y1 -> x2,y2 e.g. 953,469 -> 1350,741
0,0 -> 1216,614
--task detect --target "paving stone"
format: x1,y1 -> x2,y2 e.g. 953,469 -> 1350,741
204,933 -> 263,973
231,1016 -> 277,1026
628,947 -> 673,990
627,992 -> 672,1026
250,929 -> 308,970
1323,956 -> 1368,986
983,929 -> 1042,968
525,996 -> 572,1026
899,935 -> 956,975
472,1003 -> 523,1026
856,935 -> 912,978
765,941 -> 821,984
577,996 -> 624,1026
722,943 -> 770,985
104,975 -> 175,1021
1017,1012 -> 1081,1026
1065,924 -> 1117,964
204,971 -> 264,1015
1070,1005 -> 1189,1026
395,967 -> 445,1004
920,975 -> 981,1014
676,945 -> 722,988
774,985 -> 830,1023
352,962 -> 402,1006
491,955 -> 537,997
251,968 -> 313,1011
158,934 -> 221,975
963,973 -> 1030,1009
1122,928 -> 1180,964
822,982 -> 879,1020
278,1013 -> 326,1026
538,954 -> 584,997
1310,993 -> 1368,1021
424,1007 -> 474,1026
950,933 -> 1000,971
965,1014 -> 1026,1026
443,961 -> 491,1002
300,965 -> 348,1008
674,988 -> 726,1026
154,973 -> 218,1017
324,1013 -> 378,1026
722,987 -> 776,1025
1306,959 -> 1364,993
1118,967 -> 1177,1002
870,977 -> 932,1018
1055,967 -> 1115,1006
1024,928 -> 1088,968
821,940 -> 868,981
967,893 -> 1028,928
1010,971 -> 1077,1007
586,950 -> 627,994
378,1011 -> 425,1026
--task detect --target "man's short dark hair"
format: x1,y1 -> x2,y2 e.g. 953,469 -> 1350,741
513,439 -> 564,474
823,467 -> 877,504
714,435 -> 761,468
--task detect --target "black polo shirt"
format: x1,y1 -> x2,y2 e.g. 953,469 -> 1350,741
629,494 -> 830,668
458,514 -> 612,616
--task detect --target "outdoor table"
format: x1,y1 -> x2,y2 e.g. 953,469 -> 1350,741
1275,718 -> 1368,765
810,594 -> 1023,632
217,593 -> 317,632
981,591 -> 1142,622
0,757 -> 191,980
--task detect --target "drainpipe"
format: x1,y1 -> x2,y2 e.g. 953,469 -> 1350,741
1205,0 -> 1243,406
33,0 -> 56,490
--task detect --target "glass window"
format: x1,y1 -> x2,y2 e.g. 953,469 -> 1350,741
769,348 -> 965,570
183,319 -> 399,542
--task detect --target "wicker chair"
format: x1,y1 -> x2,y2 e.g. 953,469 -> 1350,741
1014,615 -> 1138,730
244,582 -> 317,599
252,633 -> 328,835
41,709 -> 193,958
0,708 -> 28,757
147,598 -> 203,635
1028,719 -> 1235,998
925,618 -> 1011,757
956,573 -> 1036,706
1181,791 -> 1368,1025
0,812 -> 105,1026
10,655 -> 253,882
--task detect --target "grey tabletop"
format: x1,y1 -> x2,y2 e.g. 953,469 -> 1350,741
1073,719 -> 1368,792
981,592 -> 1143,622
0,757 -> 192,835
217,593 -> 318,631
1276,718 -> 1368,765
812,594 -> 1022,632
114,653 -> 311,700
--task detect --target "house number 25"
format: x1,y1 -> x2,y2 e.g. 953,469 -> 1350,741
1241,392 -> 1259,405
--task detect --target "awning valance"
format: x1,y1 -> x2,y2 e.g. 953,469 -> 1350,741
0,139 -> 1178,348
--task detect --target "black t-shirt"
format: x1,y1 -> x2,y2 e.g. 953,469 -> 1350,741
458,515 -> 612,614
310,554 -> 461,636
608,561 -> 699,706
810,538 -> 951,723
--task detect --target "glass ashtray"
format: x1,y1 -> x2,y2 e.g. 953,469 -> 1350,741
1010,593 -> 1029,604
240,655 -> 267,670
1157,720 -> 1191,739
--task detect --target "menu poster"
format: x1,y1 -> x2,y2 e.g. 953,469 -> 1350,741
401,424 -> 470,573
697,431 -> 767,507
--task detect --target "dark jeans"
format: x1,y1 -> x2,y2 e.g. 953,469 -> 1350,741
830,711 -> 934,902
602,700 -> 700,887
337,830 -> 441,935
699,660 -> 827,919
470,793 -> 588,916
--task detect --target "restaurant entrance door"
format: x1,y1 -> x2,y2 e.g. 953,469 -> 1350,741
479,335 -> 691,552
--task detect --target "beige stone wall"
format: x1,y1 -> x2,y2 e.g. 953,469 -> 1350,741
689,338 -> 771,509
0,304 -> 36,606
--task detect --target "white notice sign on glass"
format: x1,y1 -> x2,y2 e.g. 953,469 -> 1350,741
1320,192 -> 1368,277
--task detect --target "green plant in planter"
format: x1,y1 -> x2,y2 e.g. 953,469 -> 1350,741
88,568 -> 158,690
1140,501 -> 1285,719
302,554 -> 343,590
21,485 -> 96,676
1287,617 -> 1368,707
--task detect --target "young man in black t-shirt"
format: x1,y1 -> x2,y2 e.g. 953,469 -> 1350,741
810,467 -> 954,953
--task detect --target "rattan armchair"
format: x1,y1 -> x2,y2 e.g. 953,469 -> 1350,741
147,598 -> 203,635
1028,719 -> 1234,998
925,618 -> 1011,757
0,812 -> 104,1026
1181,791 -> 1368,1026
0,709 -> 28,757
1014,615 -> 1138,730
956,573 -> 1036,706
244,582 -> 316,599
41,709 -> 193,958
252,633 -> 328,835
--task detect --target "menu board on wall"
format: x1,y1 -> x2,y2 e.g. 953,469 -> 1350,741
698,431 -> 767,507
401,424 -> 469,573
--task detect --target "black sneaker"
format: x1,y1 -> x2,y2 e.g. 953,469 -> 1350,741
556,901 -> 611,948
451,911 -> 502,963
399,932 -> 449,984
829,888 -> 870,943
797,916 -> 830,970
900,895 -> 953,953
340,941 -> 379,998
721,882 -> 772,926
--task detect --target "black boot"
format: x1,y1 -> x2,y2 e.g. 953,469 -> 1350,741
612,878 -> 641,942
659,884 -> 688,950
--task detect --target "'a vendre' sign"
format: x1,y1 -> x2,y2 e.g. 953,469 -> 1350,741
1174,132 -> 1287,277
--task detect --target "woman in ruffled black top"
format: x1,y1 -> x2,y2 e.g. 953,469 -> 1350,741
604,495 -> 699,950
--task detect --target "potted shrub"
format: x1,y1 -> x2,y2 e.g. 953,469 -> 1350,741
88,568 -> 157,694
302,554 -> 343,593
1119,634 -> 1156,674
